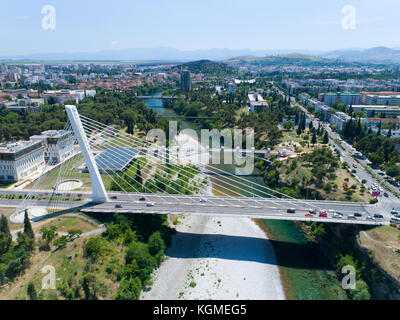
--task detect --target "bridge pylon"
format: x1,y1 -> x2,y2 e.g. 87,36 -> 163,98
65,105 -> 108,203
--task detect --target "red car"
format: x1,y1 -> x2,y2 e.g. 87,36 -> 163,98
305,212 -> 314,217
319,212 -> 328,218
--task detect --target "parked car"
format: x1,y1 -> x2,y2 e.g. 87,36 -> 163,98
383,193 -> 389,198
287,209 -> 296,214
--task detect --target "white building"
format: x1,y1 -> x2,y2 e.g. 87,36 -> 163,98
248,91 -> 268,112
322,92 -> 361,106
0,140 -> 45,183
330,112 -> 352,131
43,89 -> 96,104
364,94 -> 400,106
31,130 -> 75,164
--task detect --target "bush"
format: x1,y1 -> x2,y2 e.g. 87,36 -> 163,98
147,231 -> 165,256
114,277 -> 142,300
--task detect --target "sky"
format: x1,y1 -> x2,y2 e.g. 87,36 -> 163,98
1,0 -> 400,56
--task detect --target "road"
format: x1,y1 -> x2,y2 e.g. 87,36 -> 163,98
272,83 -> 399,213
2,189 -> 389,226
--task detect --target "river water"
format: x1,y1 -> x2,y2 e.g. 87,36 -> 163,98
143,94 -> 347,300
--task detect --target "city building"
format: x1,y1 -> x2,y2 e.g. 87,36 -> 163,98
315,104 -> 332,122
362,118 -> 400,129
43,89 -> 96,105
248,91 -> 268,112
321,92 -> 361,106
180,70 -> 191,92
0,140 -> 45,183
351,105 -> 400,117
364,94 -> 400,106
31,130 -> 75,164
360,91 -> 400,104
371,127 -> 400,138
330,112 -> 352,130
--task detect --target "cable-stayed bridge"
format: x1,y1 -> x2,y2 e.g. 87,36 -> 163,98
11,105 -> 390,226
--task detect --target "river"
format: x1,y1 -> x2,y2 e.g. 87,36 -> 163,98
143,94 -> 347,300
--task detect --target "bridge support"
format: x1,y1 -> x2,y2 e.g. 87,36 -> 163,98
65,105 -> 108,203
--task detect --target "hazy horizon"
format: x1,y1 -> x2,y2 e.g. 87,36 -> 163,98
2,0 -> 400,57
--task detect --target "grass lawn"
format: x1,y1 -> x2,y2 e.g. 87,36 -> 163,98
36,216 -> 98,234
359,225 -> 400,284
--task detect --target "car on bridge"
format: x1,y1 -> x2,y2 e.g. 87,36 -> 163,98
354,213 -> 363,217
287,209 -> 296,214
332,212 -> 343,219
347,214 -> 356,220
319,212 -> 328,218
115,204 -> 122,208
200,198 -> 207,203
146,202 -> 154,207
139,197 -> 146,201
374,214 -> 384,219
305,212 -> 314,217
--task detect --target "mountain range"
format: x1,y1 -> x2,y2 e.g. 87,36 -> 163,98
321,47 -> 400,64
1,47 -> 400,65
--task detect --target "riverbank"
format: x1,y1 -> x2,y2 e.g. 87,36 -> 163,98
141,215 -> 285,300
256,219 -> 348,300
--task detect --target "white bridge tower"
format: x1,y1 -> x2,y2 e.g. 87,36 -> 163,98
65,105 -> 108,203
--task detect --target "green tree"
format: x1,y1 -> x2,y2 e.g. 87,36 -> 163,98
41,226 -> 58,243
85,236 -> 104,260
283,120 -> 294,131
27,282 -> 37,300
351,280 -> 371,300
23,211 -> 34,239
114,277 -> 142,300
148,231 -> 165,256
54,235 -> 68,250
323,131 -> 329,144
311,132 -> 317,146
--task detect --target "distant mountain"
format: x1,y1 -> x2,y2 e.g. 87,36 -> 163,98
1,47 -> 327,62
322,47 -> 400,64
0,47 -> 269,62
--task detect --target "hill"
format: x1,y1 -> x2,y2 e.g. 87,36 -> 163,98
322,47 -> 400,64
227,53 -> 354,67
174,59 -> 237,76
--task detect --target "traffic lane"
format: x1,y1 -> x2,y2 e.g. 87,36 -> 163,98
92,199 -> 374,216
82,202 -> 385,225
